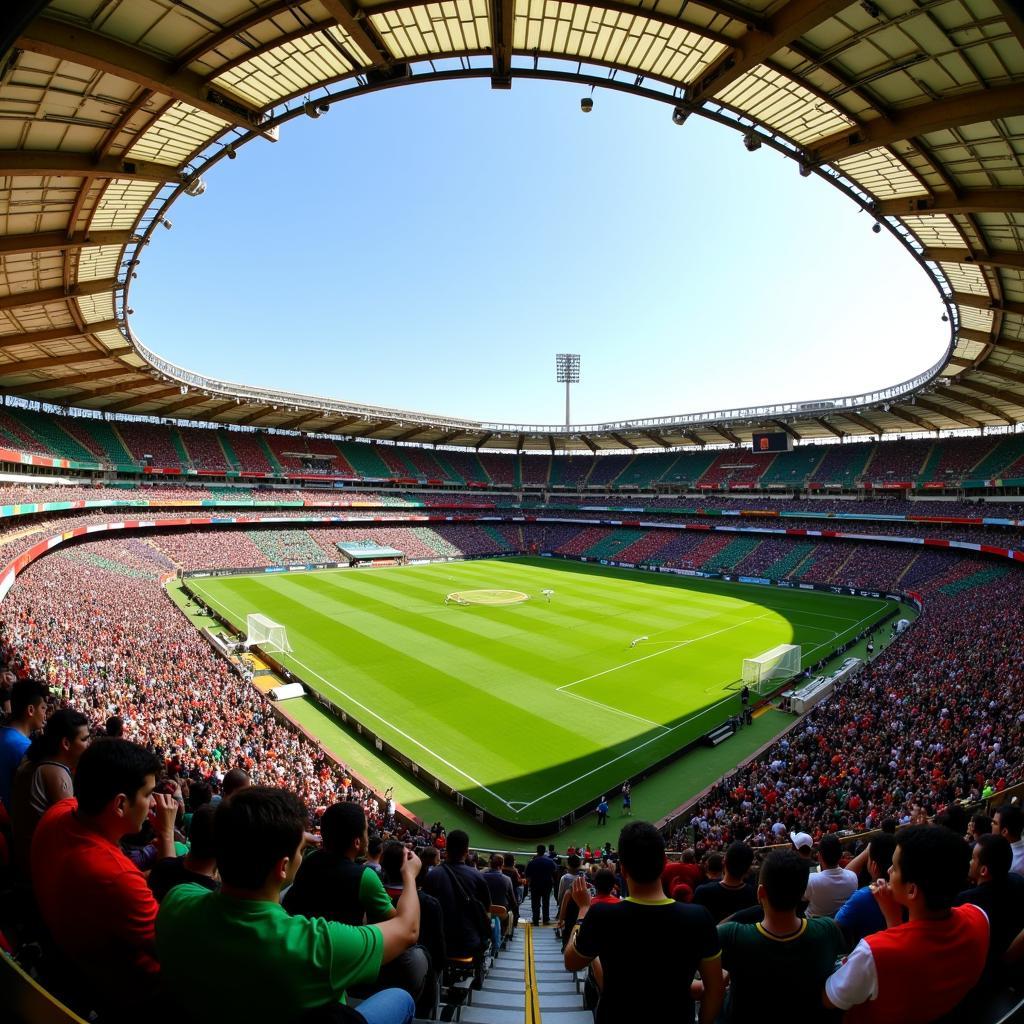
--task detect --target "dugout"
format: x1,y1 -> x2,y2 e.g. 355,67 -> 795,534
336,540 -> 405,567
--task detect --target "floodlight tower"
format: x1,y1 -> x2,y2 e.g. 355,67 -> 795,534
555,353 -> 580,427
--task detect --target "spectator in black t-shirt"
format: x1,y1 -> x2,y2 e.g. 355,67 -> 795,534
423,829 -> 493,958
566,821 -> 724,1024
694,842 -> 757,923
956,833 -> 1024,982
149,803 -> 219,902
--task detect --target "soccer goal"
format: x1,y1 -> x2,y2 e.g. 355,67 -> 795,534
741,643 -> 801,693
245,613 -> 293,653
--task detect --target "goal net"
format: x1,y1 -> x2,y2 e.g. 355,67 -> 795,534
742,643 -> 801,691
245,613 -> 293,653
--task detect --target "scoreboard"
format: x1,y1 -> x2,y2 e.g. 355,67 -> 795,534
752,431 -> 793,453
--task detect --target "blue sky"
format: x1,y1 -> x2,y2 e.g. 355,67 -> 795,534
133,78 -> 947,427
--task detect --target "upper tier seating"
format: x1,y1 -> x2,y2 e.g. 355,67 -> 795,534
179,426 -> 230,471
520,455 -> 551,486
585,454 -> 632,486
116,422 -> 184,468
917,434 -> 997,484
861,438 -> 934,484
696,451 -> 777,488
809,442 -> 874,487
757,446 -> 826,488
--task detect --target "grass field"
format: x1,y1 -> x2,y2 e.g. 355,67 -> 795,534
185,557 -> 896,824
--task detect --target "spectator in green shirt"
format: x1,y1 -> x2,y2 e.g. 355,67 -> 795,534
718,849 -> 845,1023
157,787 -> 420,1024
285,800 -> 429,1004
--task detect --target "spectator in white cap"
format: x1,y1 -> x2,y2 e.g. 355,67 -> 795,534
791,831 -> 813,859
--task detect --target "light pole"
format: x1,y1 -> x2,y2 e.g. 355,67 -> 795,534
555,353 -> 580,427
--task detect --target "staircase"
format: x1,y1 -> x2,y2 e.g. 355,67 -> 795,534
456,924 -> 592,1024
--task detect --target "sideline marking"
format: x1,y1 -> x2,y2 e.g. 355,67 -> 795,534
557,612 -> 774,692
188,582 -> 517,811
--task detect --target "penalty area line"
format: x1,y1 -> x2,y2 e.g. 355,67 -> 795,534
557,611 -> 774,693
186,583 -> 519,813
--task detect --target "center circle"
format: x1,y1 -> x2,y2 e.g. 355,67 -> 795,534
447,589 -> 531,606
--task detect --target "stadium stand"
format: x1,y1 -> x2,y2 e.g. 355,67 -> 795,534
3,408 -> 96,464
917,435 -> 998,486
658,449 -> 720,486
520,454 -> 552,487
335,441 -> 395,479
808,442 -> 874,488
116,421 -> 184,469
757,446 -> 826,488
0,410 -> 51,456
478,453 -> 514,487
971,433 -> 1024,481
861,438 -> 934,485
548,455 -> 594,489
696,451 -> 777,489
585,454 -> 632,487
610,451 -> 677,489
178,425 -> 231,472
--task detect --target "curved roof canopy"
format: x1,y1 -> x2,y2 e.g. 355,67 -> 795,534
0,0 -> 1022,452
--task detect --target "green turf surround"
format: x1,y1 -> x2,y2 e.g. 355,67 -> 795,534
185,557 -> 896,825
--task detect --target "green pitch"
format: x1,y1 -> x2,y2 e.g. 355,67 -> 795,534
185,557 -> 895,825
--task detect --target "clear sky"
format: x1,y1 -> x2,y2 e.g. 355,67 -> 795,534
132,77 -> 947,428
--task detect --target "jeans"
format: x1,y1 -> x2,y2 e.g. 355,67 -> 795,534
355,987 -> 415,1024
531,884 -> 552,924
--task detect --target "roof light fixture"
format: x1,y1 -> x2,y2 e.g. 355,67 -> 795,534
743,131 -> 761,152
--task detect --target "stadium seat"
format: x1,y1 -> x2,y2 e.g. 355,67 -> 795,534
1,953 -> 88,1024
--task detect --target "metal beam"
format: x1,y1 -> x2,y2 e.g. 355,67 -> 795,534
391,427 -> 430,443
0,318 -> 122,349
149,393 -> 216,415
580,434 -> 598,453
954,378 -> 1024,405
610,432 -> 637,451
0,229 -> 134,258
474,432 -> 493,450
232,409 -> 272,427
690,0 -> 853,105
489,0 -> 515,87
945,388 -> 1014,424
100,387 -> 179,413
0,350 -> 119,374
683,431 -> 706,446
203,402 -> 241,419
17,366 -> 139,392
912,396 -> 980,429
0,151 -> 183,183
712,425 -> 740,444
811,82 -> 1024,164
0,278 -> 120,312
320,0 -> 393,68
432,431 -> 464,446
954,293 -> 1024,317
921,247 -> 1024,272
889,406 -> 938,432
876,190 -> 1024,217
840,410 -> 882,434
643,431 -> 671,449
18,18 -> 265,130
771,418 -> 802,441
814,417 -> 845,438
548,435 -> 556,455
978,364 -> 1024,387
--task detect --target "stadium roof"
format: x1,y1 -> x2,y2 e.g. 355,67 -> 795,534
0,0 -> 1022,453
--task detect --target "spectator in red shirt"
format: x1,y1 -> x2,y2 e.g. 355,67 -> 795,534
824,826 -> 989,1023
663,848 -> 702,896
31,738 -> 178,1015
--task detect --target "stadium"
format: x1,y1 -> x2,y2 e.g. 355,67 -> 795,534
1,1 -> 1023,1023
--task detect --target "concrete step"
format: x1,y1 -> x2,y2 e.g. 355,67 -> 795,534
536,980 -> 578,996
537,993 -> 585,1009
460,1008 -> 524,1024
537,1012 -> 594,1023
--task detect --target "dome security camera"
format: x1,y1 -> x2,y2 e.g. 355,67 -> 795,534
743,131 -> 761,152
671,106 -> 689,126
580,97 -> 593,113
872,222 -> 882,234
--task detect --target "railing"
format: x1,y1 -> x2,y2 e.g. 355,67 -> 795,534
129,325 -> 952,439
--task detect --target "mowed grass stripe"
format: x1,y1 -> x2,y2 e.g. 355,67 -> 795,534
187,559 -> 896,821
189,574 -> 643,794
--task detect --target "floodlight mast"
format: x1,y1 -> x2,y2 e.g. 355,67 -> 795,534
555,353 -> 581,427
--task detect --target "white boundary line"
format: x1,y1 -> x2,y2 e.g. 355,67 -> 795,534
557,612 -> 774,692
188,581 -> 518,811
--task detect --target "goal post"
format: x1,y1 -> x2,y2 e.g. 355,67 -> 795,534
742,643 -> 801,692
245,613 -> 293,653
